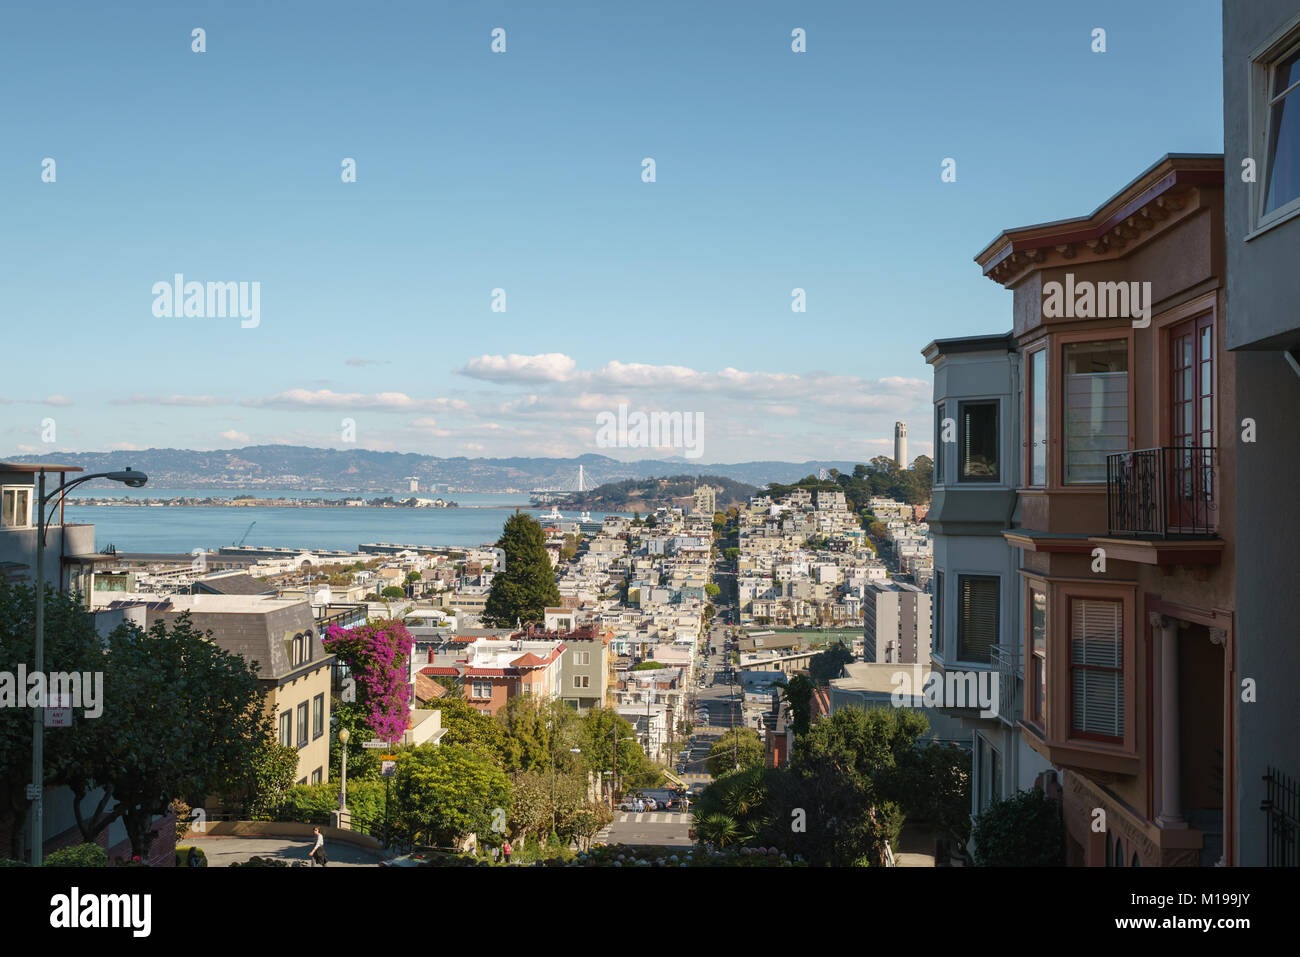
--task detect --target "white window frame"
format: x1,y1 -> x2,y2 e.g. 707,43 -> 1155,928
1248,15 -> 1300,238
2,486 -> 33,529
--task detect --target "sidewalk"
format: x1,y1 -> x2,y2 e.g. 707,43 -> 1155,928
186,835 -> 388,867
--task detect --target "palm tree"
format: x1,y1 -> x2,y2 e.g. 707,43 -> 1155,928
696,812 -> 739,848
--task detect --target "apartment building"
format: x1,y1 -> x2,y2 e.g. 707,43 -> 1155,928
425,636 -> 566,716
1223,0 -> 1300,867
692,484 -> 717,516
0,463 -> 107,598
861,580 -> 931,664
971,154 -> 1234,866
145,594 -> 335,786
923,333 -> 1055,834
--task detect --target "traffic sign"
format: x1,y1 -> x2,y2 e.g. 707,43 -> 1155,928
362,739 -> 389,749
381,760 -> 396,777
44,695 -> 73,728
25,784 -> 41,800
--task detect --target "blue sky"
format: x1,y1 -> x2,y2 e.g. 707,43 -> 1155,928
0,0 -> 1224,464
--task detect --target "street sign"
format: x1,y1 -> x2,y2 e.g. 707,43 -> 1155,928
362,739 -> 388,749
44,694 -> 73,728
378,754 -> 397,761
381,760 -> 396,777
25,784 -> 41,801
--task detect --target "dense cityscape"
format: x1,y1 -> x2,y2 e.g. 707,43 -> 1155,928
2,0 -> 1295,941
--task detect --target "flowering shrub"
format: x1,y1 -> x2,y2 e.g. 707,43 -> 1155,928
322,619 -> 415,743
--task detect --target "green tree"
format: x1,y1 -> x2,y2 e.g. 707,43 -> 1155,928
90,613 -> 270,858
497,697 -> 581,775
391,744 -> 510,847
705,727 -> 765,777
240,738 -> 301,820
428,698 -> 506,761
782,674 -> 813,737
786,706 -> 930,865
506,770 -> 553,845
808,643 -> 854,685
579,708 -> 656,791
704,583 -> 721,597
483,513 -> 561,627
631,661 -> 665,671
0,583 -> 113,857
381,586 -> 406,599
972,788 -> 1064,866
724,547 -> 739,562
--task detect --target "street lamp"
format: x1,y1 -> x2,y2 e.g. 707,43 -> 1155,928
333,727 -> 351,829
29,465 -> 147,865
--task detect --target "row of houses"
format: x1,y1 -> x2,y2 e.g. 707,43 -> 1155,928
919,0 -> 1300,867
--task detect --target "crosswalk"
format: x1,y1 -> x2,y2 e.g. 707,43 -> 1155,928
594,812 -> 696,842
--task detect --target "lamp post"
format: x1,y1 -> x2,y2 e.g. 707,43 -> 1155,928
333,727 -> 351,829
29,466 -> 147,866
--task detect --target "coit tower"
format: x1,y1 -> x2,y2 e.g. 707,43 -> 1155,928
894,422 -> 907,467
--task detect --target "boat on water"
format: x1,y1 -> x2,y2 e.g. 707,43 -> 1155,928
543,506 -> 563,522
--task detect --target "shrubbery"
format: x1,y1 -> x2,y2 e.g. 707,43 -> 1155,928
274,780 -> 387,827
971,788 -> 1064,866
43,843 -> 109,867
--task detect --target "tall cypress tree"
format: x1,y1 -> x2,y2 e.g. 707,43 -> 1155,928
483,512 -> 561,626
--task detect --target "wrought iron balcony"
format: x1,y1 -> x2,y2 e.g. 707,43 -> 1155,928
989,643 -> 1021,727
1106,446 -> 1218,537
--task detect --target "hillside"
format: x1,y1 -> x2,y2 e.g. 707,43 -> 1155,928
556,475 -> 758,512
0,445 -> 861,494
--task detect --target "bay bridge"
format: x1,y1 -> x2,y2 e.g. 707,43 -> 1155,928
529,465 -> 588,505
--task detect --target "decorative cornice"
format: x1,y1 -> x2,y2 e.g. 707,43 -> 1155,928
975,155 -> 1224,288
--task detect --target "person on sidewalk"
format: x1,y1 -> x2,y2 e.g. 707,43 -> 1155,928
309,826 -> 328,867
502,840 -> 512,865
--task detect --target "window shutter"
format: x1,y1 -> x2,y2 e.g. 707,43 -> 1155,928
1071,599 -> 1123,738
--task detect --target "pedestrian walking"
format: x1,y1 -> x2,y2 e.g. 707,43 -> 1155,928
309,826 -> 328,867
502,840 -> 512,865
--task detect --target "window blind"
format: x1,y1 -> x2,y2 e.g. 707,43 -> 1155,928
1071,598 -> 1123,738
958,575 -> 999,663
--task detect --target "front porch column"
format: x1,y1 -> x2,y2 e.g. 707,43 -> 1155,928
1151,613 -> 1186,828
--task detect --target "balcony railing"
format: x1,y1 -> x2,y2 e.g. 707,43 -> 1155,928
1106,446 -> 1217,537
989,643 -> 1021,727
1263,766 -> 1300,867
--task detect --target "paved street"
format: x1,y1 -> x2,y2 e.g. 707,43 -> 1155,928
186,834 -> 387,867
596,812 -> 694,847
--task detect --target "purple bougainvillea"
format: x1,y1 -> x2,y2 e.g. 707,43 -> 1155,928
322,619 -> 415,743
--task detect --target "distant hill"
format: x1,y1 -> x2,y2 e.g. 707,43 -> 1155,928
0,445 -> 861,494
556,475 -> 758,512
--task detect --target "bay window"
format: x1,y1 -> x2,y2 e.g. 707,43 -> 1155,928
1064,340 -> 1128,484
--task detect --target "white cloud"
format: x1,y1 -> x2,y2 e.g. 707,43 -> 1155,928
245,390 -> 468,413
220,429 -> 250,443
458,353 -> 578,383
110,394 -> 225,407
